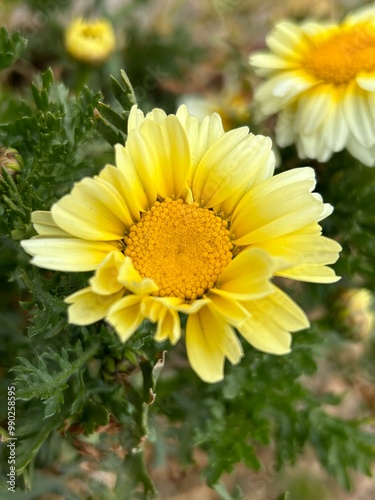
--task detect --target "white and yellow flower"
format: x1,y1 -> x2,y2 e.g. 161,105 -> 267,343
250,5 -> 375,166
65,18 -> 116,65
21,105 -> 340,382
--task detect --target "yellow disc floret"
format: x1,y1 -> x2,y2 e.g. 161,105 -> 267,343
304,23 -> 375,85
125,199 -> 233,300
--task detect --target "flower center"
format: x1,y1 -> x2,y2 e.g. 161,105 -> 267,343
304,23 -> 375,85
81,26 -> 103,40
125,198 -> 233,300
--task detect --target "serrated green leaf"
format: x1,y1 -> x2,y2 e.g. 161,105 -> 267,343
94,110 -> 126,146
110,70 -> 137,113
12,342 -> 98,417
97,102 -> 128,132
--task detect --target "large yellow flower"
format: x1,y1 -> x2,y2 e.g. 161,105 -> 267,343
21,105 -> 341,382
65,18 -> 116,65
250,5 -> 375,166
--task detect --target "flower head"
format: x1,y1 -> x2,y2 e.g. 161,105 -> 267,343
250,5 -> 375,166
21,105 -> 341,382
65,18 -> 115,65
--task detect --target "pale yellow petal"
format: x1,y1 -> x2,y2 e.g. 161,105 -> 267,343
175,298 -> 210,314
192,127 -> 259,208
238,285 -> 309,354
118,257 -> 158,295
231,168 -> 323,246
65,287 -> 123,325
217,134 -> 275,217
207,294 -> 250,326
51,177 -> 132,240
141,297 -> 182,343
213,248 -> 273,301
154,308 -> 181,345
21,238 -> 118,271
277,264 -> 341,283
255,224 -> 342,274
186,307 -> 243,383
145,108 -> 167,123
31,211 -> 71,237
176,105 -> 225,176
238,315 -> 292,355
343,82 -> 375,148
265,21 -> 313,59
244,285 -> 310,332
107,295 -> 145,342
127,105 -> 145,133
99,158 -> 147,221
139,115 -> 191,199
90,251 -> 125,294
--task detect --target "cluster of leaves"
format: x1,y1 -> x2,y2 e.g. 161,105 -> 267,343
155,330 -> 375,496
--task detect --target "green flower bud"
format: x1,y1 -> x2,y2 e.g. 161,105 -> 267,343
0,147 -> 23,177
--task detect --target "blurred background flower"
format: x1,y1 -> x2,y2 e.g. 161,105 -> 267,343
65,18 -> 116,65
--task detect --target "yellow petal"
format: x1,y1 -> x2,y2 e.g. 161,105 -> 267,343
31,211 -> 70,237
120,130 -> 159,208
192,127 -> 256,208
118,257 -> 159,294
107,295 -> 145,342
238,317 -> 292,355
238,285 -> 309,354
175,298 -> 210,314
231,167 -> 323,245
90,251 -> 125,294
214,248 -> 273,301
176,105 -> 225,175
255,224 -> 341,276
141,296 -> 183,345
51,176 -> 132,240
277,264 -> 341,283
99,158 -> 147,220
207,293 -> 250,327
217,134 -> 275,218
154,308 -> 181,345
139,115 -> 191,199
127,105 -> 145,133
21,238 -> 119,271
65,287 -> 123,325
186,306 -> 243,383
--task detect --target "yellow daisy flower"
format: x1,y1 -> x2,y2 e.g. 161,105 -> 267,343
65,18 -> 116,65
21,105 -> 341,382
250,5 -> 375,166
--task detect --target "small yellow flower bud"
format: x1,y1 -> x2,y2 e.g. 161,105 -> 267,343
335,288 -> 374,340
65,18 -> 116,65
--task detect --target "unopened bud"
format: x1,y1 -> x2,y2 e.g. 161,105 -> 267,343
0,147 -> 22,177
334,288 -> 374,340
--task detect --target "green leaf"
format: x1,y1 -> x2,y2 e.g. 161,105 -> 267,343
97,102 -> 128,132
12,342 -> 98,418
93,109 -> 126,146
111,69 -> 138,112
15,405 -> 66,473
81,400 -> 110,435
0,27 -> 27,71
